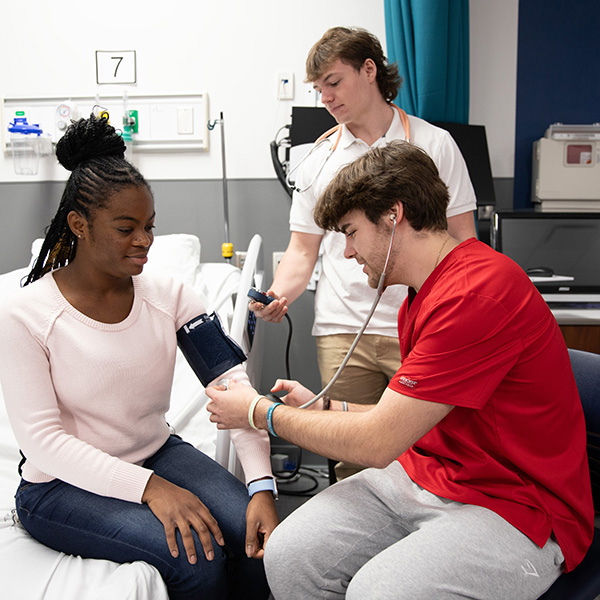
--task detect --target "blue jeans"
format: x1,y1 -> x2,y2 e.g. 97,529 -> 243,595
16,435 -> 270,600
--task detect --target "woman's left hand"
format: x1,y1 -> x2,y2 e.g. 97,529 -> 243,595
245,491 -> 280,558
206,381 -> 259,429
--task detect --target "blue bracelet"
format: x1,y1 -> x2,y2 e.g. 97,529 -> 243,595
247,478 -> 278,499
266,402 -> 283,437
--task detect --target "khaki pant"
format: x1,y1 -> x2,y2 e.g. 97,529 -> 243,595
315,333 -> 401,479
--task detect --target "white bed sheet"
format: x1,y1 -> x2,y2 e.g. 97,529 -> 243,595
0,234 -> 257,600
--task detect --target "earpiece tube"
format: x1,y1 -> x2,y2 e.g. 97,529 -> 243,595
299,216 -> 397,409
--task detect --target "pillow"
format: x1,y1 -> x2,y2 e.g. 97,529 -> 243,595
145,234 -> 201,288
29,238 -> 43,270
29,234 -> 202,289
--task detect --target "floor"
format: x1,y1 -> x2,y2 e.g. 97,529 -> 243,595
275,464 -> 331,521
268,462 -> 331,600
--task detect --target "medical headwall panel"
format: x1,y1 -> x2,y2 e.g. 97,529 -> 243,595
2,93 -> 209,153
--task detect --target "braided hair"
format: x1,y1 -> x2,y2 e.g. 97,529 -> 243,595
24,114 -> 151,285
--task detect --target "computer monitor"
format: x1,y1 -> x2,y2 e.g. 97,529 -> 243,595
491,212 -> 600,299
290,106 -> 336,147
432,122 -> 495,207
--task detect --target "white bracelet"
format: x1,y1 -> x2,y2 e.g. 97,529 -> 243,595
248,395 -> 264,430
341,401 -> 348,412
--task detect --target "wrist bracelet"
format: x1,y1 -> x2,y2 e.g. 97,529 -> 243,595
248,477 -> 278,499
248,395 -> 264,430
341,401 -> 348,412
266,402 -> 283,437
322,396 -> 331,411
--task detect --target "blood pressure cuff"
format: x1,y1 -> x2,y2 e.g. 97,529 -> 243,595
176,312 -> 247,387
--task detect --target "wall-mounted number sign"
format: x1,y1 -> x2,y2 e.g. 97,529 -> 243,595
96,50 -> 137,84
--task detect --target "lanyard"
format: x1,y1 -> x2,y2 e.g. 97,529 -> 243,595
314,103 -> 411,149
289,104 -> 411,193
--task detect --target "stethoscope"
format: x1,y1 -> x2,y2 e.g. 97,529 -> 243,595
299,213 -> 398,409
286,103 -> 411,194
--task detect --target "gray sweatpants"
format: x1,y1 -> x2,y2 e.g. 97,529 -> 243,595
265,461 -> 564,599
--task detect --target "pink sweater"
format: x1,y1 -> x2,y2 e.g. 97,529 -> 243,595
0,271 -> 272,503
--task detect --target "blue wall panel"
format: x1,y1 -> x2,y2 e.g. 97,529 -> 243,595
514,1 -> 600,209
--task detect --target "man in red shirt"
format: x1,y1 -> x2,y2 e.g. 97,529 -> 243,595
206,141 -> 593,599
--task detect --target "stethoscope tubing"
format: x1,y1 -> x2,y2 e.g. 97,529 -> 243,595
299,217 -> 398,409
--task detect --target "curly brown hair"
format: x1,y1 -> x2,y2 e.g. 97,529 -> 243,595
305,27 -> 402,102
314,141 -> 449,233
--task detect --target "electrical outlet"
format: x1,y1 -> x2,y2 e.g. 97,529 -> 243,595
177,107 -> 193,134
235,251 -> 247,269
127,109 -> 138,133
271,453 -> 289,472
277,72 -> 294,100
306,255 -> 322,291
273,251 -> 285,276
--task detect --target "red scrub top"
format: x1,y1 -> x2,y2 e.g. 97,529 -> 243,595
389,239 -> 593,572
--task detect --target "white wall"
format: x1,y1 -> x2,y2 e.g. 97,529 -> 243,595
0,0 -> 518,182
0,0 -> 385,182
469,0 -> 519,178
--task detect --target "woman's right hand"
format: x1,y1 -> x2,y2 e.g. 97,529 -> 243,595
142,474 -> 224,564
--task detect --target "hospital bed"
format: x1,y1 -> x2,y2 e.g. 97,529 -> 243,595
0,233 -> 266,599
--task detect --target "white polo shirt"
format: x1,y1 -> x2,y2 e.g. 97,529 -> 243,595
289,109 -> 477,338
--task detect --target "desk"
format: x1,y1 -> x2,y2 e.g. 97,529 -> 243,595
550,307 -> 600,354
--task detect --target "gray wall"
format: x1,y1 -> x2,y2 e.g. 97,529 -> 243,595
0,175 -> 513,467
0,178 -> 323,396
0,176 -> 514,395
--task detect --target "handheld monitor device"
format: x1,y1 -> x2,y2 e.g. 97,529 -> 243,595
248,287 -> 275,305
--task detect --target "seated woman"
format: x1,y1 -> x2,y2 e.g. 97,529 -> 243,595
0,115 -> 277,600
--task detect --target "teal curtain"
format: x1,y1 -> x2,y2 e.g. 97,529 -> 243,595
384,0 -> 470,123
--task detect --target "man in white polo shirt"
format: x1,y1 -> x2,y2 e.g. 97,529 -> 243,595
252,26 -> 477,478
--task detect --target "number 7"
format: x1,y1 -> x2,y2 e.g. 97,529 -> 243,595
111,56 -> 124,78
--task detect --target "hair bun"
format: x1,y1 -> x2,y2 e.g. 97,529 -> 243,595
55,114 -> 126,171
